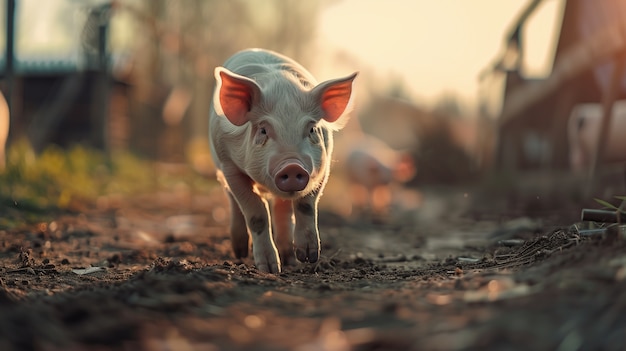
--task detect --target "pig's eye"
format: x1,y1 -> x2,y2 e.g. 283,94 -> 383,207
308,124 -> 320,143
254,125 -> 269,145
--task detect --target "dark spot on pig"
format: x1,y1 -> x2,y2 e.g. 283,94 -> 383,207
297,202 -> 314,216
249,216 -> 266,235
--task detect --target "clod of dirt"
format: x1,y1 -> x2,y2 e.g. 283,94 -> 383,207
18,249 -> 35,268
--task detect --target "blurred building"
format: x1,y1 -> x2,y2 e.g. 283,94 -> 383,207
0,0 -> 326,164
0,0 -> 131,153
479,0 -> 626,171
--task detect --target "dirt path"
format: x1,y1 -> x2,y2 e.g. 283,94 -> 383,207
1,186 -> 625,351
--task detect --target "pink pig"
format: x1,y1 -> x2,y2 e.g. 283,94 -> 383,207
209,49 -> 357,273
568,100 -> 626,172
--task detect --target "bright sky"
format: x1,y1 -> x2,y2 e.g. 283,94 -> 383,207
315,0 -> 564,110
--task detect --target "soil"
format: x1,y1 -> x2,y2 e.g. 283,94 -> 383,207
1,178 -> 626,351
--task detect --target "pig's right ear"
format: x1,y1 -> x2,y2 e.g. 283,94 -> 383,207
213,67 -> 261,126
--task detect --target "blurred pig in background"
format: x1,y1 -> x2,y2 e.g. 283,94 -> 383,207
568,100 -> 626,172
344,134 -> 416,218
358,96 -> 480,185
323,93 -> 481,222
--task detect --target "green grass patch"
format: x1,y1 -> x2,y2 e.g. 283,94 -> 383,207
0,140 -> 217,229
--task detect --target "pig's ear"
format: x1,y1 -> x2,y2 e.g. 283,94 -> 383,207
312,72 -> 358,125
214,67 -> 261,126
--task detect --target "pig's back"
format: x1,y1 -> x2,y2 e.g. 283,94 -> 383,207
346,150 -> 393,187
222,49 -> 316,86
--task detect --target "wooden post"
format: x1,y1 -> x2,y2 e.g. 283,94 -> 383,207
587,51 -> 626,195
90,5 -> 111,152
5,0 -> 15,144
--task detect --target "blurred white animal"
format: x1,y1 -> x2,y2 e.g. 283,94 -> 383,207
344,135 -> 415,216
568,100 -> 626,172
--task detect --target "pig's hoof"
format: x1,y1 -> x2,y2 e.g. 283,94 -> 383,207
233,245 -> 249,259
280,252 -> 297,267
295,246 -> 319,263
278,245 -> 296,266
256,260 -> 281,274
253,245 -> 281,273
231,230 -> 250,258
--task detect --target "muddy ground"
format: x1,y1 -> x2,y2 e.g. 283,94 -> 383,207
1,175 -> 626,351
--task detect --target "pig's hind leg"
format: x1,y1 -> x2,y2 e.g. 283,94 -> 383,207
227,192 -> 249,259
272,198 -> 296,266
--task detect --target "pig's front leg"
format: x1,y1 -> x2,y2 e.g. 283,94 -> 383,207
293,193 -> 321,263
223,169 -> 281,273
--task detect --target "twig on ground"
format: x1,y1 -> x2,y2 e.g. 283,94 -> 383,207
312,248 -> 342,273
581,209 -> 621,223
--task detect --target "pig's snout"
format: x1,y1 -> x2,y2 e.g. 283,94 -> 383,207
275,161 -> 310,192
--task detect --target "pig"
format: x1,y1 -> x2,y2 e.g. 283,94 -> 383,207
209,48 -> 357,273
568,100 -> 626,172
0,92 -> 8,171
344,135 -> 415,216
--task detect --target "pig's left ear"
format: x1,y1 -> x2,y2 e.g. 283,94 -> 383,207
214,67 -> 262,126
312,72 -> 358,126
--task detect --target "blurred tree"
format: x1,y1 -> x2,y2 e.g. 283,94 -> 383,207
115,0 -> 328,162
386,74 -> 414,101
432,93 -> 465,118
